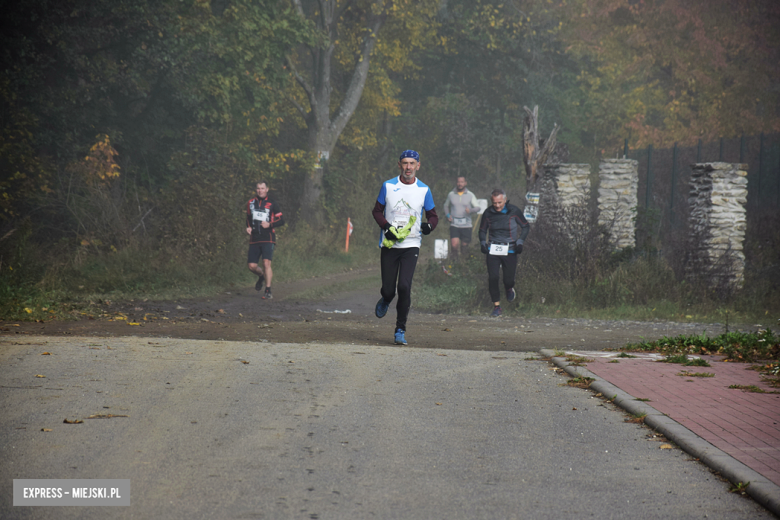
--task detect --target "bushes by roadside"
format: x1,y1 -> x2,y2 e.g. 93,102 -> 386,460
413,197 -> 780,324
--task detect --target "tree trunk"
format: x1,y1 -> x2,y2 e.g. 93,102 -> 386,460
522,105 -> 559,223
289,0 -> 388,226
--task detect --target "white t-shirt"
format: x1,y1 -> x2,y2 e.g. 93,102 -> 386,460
377,176 -> 435,249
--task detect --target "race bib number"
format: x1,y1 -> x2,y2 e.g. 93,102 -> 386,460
392,217 -> 409,229
489,243 -> 509,256
453,217 -> 469,227
253,209 -> 270,222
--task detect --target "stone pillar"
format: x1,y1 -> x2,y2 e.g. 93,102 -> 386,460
542,163 -> 591,207
598,159 -> 639,250
687,162 -> 747,288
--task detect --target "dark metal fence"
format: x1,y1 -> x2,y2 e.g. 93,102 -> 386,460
626,133 -> 780,249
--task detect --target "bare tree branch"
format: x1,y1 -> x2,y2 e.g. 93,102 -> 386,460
285,56 -> 314,101
282,89 -> 310,121
331,10 -> 386,137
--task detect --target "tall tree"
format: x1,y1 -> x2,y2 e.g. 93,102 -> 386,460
285,0 -> 438,217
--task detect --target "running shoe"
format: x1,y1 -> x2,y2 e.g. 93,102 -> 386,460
507,287 -> 516,302
255,274 -> 264,291
490,305 -> 502,317
262,288 -> 273,300
394,328 -> 407,345
375,297 -> 390,318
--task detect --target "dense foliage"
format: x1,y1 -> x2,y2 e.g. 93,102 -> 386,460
1,0 -> 778,317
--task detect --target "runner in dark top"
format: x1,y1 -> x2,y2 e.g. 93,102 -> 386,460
478,189 -> 530,317
246,181 -> 285,300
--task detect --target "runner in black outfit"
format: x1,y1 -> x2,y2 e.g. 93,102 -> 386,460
246,181 -> 285,300
478,189 -> 530,317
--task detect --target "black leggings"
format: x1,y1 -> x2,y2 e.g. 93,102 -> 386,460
486,253 -> 518,303
380,247 -> 419,331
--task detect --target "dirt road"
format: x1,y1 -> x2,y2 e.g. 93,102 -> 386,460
2,267 -> 730,350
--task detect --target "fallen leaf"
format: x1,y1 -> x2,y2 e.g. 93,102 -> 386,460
572,407 -> 577,410
660,444 -> 673,449
436,353 -> 447,356
217,309 -> 225,314
442,328 -> 451,332
241,360 -> 249,364
435,402 -> 443,405
35,375 -> 46,378
63,418 -> 83,424
41,428 -> 53,432
41,352 -> 51,355
128,322 -> 141,326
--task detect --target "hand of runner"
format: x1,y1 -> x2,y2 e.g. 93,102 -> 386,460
384,226 -> 398,241
480,241 -> 489,255
246,226 -> 252,235
421,222 -> 432,235
515,242 -> 523,254
260,221 -> 270,229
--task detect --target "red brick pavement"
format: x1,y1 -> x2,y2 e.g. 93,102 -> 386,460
567,351 -> 780,487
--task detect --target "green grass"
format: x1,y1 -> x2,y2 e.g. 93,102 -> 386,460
677,371 -> 715,378
728,384 -> 780,394
411,248 -> 779,324
0,234 -> 379,320
627,330 -> 779,362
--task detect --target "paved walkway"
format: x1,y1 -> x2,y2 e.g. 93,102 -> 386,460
562,351 -> 780,488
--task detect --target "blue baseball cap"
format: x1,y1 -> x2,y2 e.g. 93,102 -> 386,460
399,150 -> 420,162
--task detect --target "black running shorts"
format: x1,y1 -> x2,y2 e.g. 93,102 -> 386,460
449,226 -> 472,242
247,242 -> 275,264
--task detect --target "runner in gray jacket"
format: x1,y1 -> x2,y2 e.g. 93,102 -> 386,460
443,176 -> 481,261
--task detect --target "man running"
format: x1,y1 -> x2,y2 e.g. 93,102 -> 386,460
444,176 -> 481,261
478,189 -> 530,317
372,150 -> 438,345
246,181 -> 285,300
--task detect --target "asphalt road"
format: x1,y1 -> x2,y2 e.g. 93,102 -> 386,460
0,336 -> 772,519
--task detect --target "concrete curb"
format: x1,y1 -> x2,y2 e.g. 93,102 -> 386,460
540,349 -> 780,518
